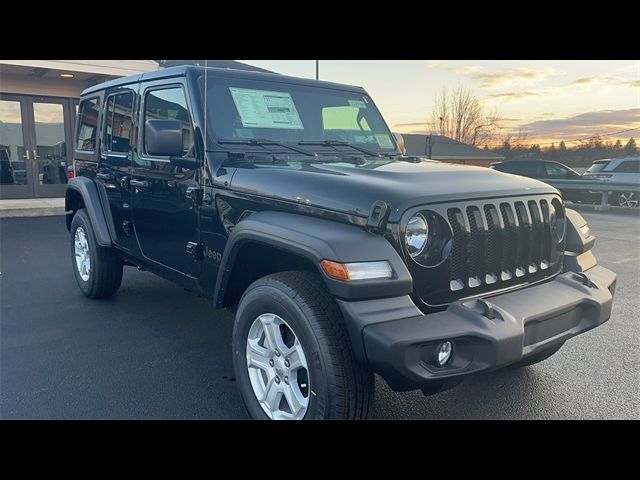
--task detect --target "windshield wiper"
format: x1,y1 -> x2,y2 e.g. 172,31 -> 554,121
298,140 -> 381,157
218,138 -> 316,157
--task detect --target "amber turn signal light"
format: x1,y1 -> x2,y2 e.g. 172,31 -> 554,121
320,260 -> 351,281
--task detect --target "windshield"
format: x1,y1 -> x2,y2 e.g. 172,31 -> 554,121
198,75 -> 398,155
586,161 -> 609,173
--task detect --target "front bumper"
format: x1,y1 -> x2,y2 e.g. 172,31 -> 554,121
338,264 -> 616,392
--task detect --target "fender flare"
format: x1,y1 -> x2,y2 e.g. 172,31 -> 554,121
65,177 -> 114,247
214,210 -> 413,307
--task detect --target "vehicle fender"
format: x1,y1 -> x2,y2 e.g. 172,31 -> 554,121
214,210 -> 413,306
65,177 -> 114,247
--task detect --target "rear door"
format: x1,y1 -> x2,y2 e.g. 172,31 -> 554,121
97,86 -> 138,253
131,81 -> 200,276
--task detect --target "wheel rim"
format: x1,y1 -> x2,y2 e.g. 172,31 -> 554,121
74,226 -> 91,281
246,313 -> 310,420
619,192 -> 638,208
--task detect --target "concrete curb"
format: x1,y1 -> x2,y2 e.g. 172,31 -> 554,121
0,198 -> 66,219
0,207 -> 66,218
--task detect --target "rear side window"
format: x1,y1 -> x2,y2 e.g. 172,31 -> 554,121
76,97 -> 100,152
613,160 -> 640,173
545,162 -> 571,177
103,92 -> 134,154
501,161 -> 543,177
143,87 -> 194,156
586,161 -> 609,174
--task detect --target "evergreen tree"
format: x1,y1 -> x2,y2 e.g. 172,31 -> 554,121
614,139 -> 623,150
623,137 -> 637,155
558,141 -> 567,152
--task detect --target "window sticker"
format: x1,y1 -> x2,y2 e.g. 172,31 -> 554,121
235,128 -> 254,138
348,99 -> 367,109
375,134 -> 394,149
229,87 -> 304,130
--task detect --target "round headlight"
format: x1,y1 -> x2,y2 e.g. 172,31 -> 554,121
405,213 -> 429,258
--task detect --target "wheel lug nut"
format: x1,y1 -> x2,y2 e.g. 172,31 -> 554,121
284,360 -> 290,367
284,376 -> 289,384
275,376 -> 281,384
269,359 -> 274,367
275,350 -> 281,357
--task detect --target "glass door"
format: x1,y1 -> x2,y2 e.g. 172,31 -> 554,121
27,97 -> 73,198
0,95 -> 32,199
0,95 -> 74,199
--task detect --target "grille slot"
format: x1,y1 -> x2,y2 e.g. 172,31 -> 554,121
447,198 -> 558,292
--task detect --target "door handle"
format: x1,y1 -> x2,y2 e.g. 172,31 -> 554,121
23,150 -> 30,160
32,149 -> 40,160
130,179 -> 151,189
96,172 -> 113,180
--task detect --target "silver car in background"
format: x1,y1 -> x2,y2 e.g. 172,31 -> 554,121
583,156 -> 640,207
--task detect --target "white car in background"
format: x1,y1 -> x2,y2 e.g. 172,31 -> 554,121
583,157 -> 640,207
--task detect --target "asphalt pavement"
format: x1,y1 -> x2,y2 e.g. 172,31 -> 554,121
1,212 -> 638,419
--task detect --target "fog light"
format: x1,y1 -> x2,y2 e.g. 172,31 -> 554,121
437,341 -> 453,366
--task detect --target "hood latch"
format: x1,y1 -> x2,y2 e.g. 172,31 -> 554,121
366,200 -> 390,233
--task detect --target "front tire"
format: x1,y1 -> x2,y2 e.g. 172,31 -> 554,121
70,208 -> 123,299
232,271 -> 374,420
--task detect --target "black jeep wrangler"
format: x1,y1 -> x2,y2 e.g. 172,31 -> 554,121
66,66 -> 616,420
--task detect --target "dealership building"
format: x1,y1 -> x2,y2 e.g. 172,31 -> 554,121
0,60 -> 269,200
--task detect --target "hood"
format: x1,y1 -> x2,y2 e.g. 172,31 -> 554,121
228,159 -> 559,223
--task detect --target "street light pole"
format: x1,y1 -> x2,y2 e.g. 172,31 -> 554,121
315,60 -> 319,80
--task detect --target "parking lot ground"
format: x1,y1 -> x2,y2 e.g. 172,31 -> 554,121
1,212 -> 638,419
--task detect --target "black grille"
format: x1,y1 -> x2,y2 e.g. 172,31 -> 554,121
446,198 -> 556,292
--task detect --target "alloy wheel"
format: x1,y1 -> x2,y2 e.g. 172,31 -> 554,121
619,192 -> 639,208
74,226 -> 91,281
246,313 -> 310,420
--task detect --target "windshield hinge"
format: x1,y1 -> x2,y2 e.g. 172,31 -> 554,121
366,200 -> 390,233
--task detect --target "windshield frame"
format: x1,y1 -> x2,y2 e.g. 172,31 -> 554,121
194,70 -> 401,158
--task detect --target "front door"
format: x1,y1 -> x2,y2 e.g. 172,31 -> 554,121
131,82 -> 200,277
0,94 -> 73,199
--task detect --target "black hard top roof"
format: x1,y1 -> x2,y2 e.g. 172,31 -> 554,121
81,65 -> 366,96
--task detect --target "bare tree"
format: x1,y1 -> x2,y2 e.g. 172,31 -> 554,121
429,85 -> 501,146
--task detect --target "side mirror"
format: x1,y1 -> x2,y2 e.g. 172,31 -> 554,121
145,119 -> 184,157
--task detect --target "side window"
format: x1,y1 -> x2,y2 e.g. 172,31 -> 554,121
143,87 -> 194,157
613,161 -> 640,173
546,162 -> 570,177
103,92 -> 134,154
76,97 -> 100,152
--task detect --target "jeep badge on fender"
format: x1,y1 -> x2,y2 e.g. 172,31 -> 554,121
65,66 -> 616,420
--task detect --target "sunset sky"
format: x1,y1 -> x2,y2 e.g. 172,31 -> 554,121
240,60 -> 639,147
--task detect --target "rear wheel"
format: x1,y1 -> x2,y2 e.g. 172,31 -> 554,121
617,192 -> 639,208
518,343 -> 564,367
70,208 -> 123,299
232,271 -> 374,420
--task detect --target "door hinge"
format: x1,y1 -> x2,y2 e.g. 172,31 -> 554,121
185,186 -> 202,206
122,220 -> 133,235
186,241 -> 204,261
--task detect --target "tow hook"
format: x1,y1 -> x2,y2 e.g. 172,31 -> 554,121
573,272 -> 596,288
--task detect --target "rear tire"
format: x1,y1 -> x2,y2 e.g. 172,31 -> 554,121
232,271 -> 374,420
70,208 -> 123,299
518,343 -> 564,367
